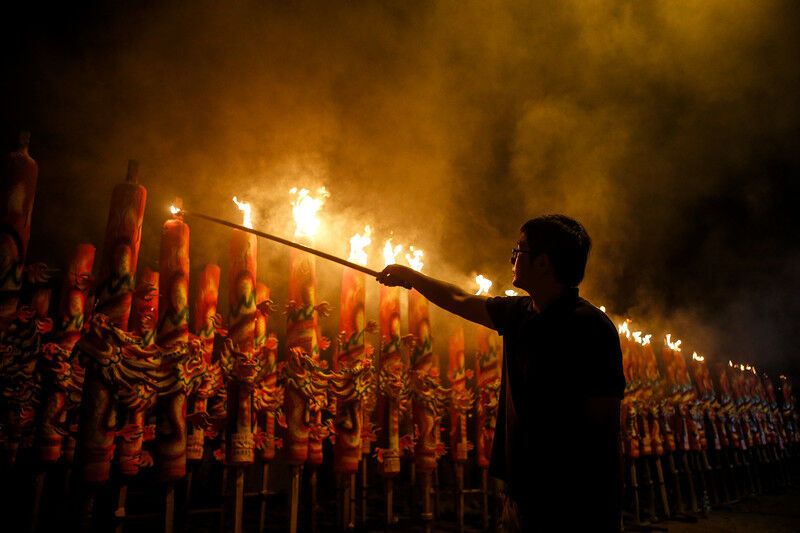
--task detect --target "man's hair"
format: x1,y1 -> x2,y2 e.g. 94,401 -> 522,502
520,214 -> 591,287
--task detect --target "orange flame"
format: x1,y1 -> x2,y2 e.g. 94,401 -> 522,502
169,205 -> 181,216
475,274 -> 492,296
617,319 -> 631,339
290,187 -> 329,239
665,334 -> 682,352
232,196 -> 253,229
347,225 -> 372,266
505,289 -> 518,296
405,246 -> 424,272
692,352 -> 705,362
382,239 -> 403,268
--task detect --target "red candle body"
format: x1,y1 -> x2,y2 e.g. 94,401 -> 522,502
376,284 -> 403,476
156,216 -> 190,480
0,134 -> 38,325
37,244 -> 95,463
409,289 -> 439,472
475,325 -> 502,468
448,328 -> 469,463
187,264 -> 220,461
225,228 -> 258,466
333,267 -> 366,473
95,163 -> 146,331
284,248 -> 319,465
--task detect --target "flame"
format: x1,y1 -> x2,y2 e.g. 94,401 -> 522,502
617,319 -> 631,338
642,334 -> 652,346
382,239 -> 403,267
729,360 -> 734,367
405,246 -> 424,272
232,196 -> 253,229
475,274 -> 493,296
169,205 -> 181,216
348,225 -> 372,266
632,331 -> 642,344
505,289 -> 518,296
290,187 -> 329,239
599,305 -> 606,313
692,352 -> 705,362
665,334 -> 682,352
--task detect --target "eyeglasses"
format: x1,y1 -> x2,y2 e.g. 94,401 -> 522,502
510,247 -> 531,264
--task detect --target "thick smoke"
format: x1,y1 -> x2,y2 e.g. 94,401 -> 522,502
3,1 -> 800,374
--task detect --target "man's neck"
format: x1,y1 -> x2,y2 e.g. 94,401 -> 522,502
530,283 -> 568,312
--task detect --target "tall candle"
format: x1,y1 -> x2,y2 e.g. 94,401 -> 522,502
187,264 -> 220,461
0,132 -> 38,326
376,283 -> 403,476
95,160 -> 146,331
37,244 -> 95,463
448,328 -> 469,462
117,266 -> 159,476
156,210 -> 190,480
474,325 -> 501,469
334,265 -> 367,473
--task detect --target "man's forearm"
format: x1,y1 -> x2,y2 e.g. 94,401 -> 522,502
409,272 -> 493,328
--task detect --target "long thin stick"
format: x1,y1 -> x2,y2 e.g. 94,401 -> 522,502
181,210 -> 380,277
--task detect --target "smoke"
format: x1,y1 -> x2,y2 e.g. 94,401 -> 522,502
4,0 -> 800,373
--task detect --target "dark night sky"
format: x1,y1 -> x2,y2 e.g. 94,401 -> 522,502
3,1 -> 800,376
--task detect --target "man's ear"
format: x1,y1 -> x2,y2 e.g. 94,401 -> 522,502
534,253 -> 553,274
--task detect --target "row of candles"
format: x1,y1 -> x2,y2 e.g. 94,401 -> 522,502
2,137 -> 797,530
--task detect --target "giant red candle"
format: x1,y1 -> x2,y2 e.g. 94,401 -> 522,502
376,282 -> 403,476
156,209 -> 190,480
448,328 -> 469,463
0,132 -> 38,326
187,264 -> 220,461
474,325 -> 501,469
95,160 -> 146,331
37,244 -> 95,463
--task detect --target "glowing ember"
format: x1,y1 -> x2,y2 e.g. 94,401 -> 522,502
347,225 -> 372,266
617,319 -> 631,338
405,246 -> 424,272
232,196 -> 253,229
290,186 -> 329,239
665,334 -> 682,352
382,239 -> 403,267
475,274 -> 492,295
692,352 -> 704,362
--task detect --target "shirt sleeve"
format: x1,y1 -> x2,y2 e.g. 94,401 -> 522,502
486,296 -> 530,336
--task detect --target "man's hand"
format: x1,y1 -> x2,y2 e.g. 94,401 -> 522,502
376,264 -> 417,290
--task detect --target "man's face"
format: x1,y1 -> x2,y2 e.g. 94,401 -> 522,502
511,233 -> 533,290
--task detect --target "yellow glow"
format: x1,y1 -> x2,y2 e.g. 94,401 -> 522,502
665,334 -> 682,352
382,239 -> 403,268
692,352 -> 704,362
599,305 -> 606,313
232,196 -> 253,229
474,274 -> 493,296
617,319 -> 631,338
347,225 -> 372,266
290,186 -> 329,239
642,334 -> 652,346
405,246 -> 424,272
505,289 -> 518,296
169,205 -> 181,216
729,360 -> 734,367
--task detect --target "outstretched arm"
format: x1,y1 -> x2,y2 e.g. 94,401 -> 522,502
376,264 -> 494,329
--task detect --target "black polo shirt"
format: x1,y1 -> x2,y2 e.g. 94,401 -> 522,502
487,288 -> 625,525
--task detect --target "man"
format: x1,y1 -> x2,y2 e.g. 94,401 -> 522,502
377,214 -> 625,532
